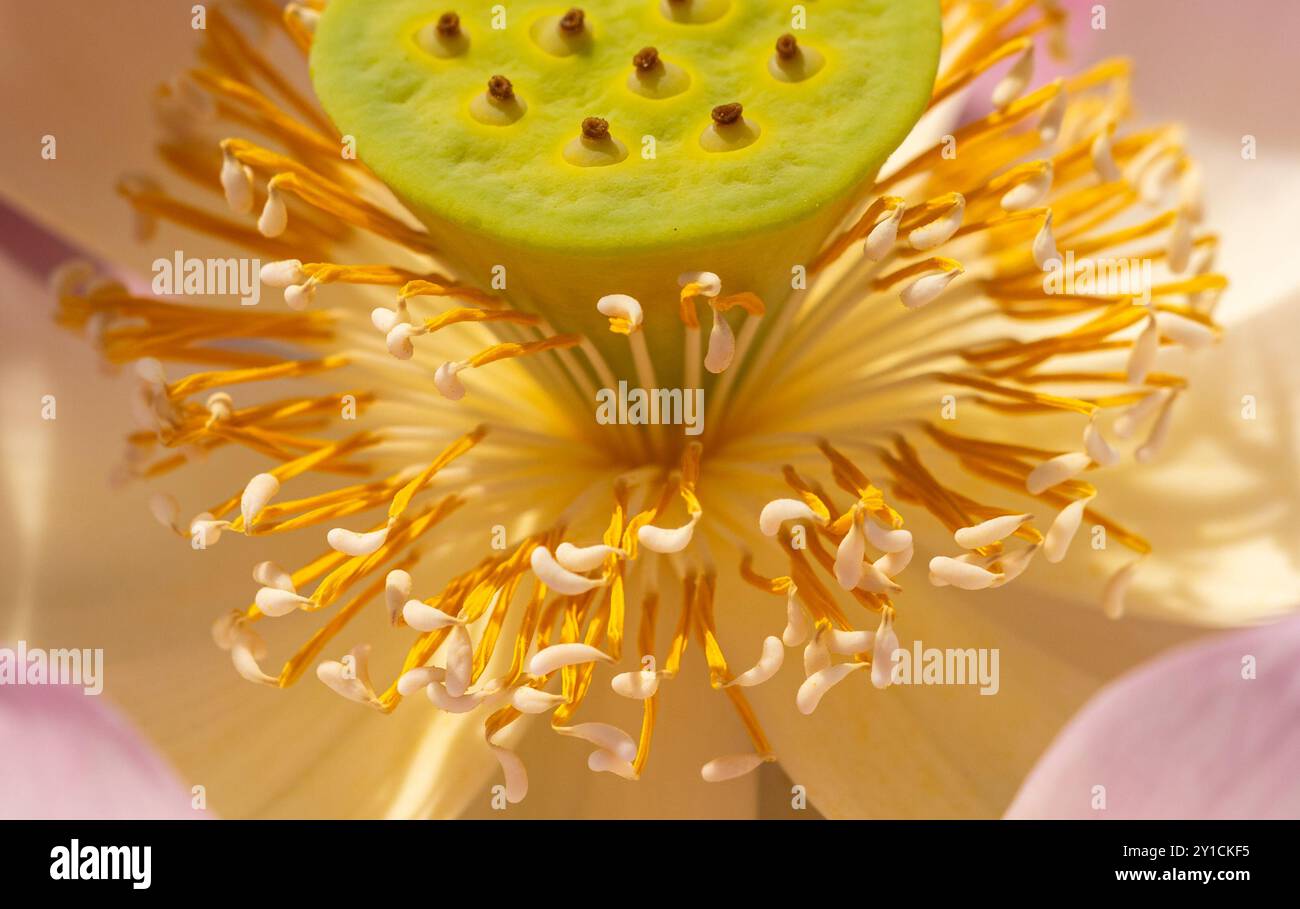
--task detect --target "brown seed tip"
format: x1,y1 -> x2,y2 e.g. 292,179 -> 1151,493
487,75 -> 514,101
560,8 -> 586,34
436,12 -> 461,37
633,47 -> 661,72
711,103 -> 744,127
581,117 -> 610,141
776,33 -> 799,60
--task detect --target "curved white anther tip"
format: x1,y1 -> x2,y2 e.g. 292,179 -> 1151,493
953,513 -> 1031,550
725,635 -> 784,688
510,686 -> 568,714
554,723 -> 637,763
1025,450 -> 1092,496
489,744 -> 529,803
386,322 -> 416,360
701,753 -> 768,783
678,270 -> 722,297
527,643 -> 613,678
327,525 -> 388,557
587,749 -> 640,780
901,265 -> 962,310
284,282 -> 315,311
254,586 -> 312,617
434,361 -> 467,400
257,189 -> 288,238
596,293 -> 644,331
396,666 -> 444,698
240,472 -> 280,530
134,357 -> 167,386
148,492 -> 180,530
636,516 -> 698,554
554,541 -> 625,573
370,306 -> 402,333
611,669 -> 660,700
259,259 -> 304,287
704,309 -> 736,374
928,556 -> 1001,591
529,545 -> 605,596
864,204 -> 903,261
402,598 -> 463,631
252,560 -> 295,593
797,662 -> 866,715
758,498 -> 821,537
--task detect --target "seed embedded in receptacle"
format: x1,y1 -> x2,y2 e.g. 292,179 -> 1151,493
769,33 -> 825,82
565,117 -> 627,167
436,12 -> 461,37
701,102 -> 760,152
582,117 -> 610,141
627,46 -> 690,99
470,74 -> 526,125
560,8 -> 586,34
418,9 -> 470,58
488,75 -> 514,101
712,103 -> 744,127
633,47 -> 661,72
533,7 -> 591,56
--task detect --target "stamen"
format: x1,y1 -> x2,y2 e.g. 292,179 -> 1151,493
797,662 -> 864,715
724,636 -> 784,688
527,642 -> 613,676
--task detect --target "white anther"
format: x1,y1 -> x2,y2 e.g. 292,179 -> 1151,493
489,743 -> 528,803
1102,559 -> 1141,619
257,184 -> 288,237
511,686 -> 567,714
782,584 -> 811,647
827,628 -> 875,655
189,513 -> 228,548
797,662 -> 865,715
211,611 -> 243,651
149,493 -> 180,531
759,498 -> 822,536
284,282 -> 316,311
1044,496 -> 1094,563
864,203 -> 903,261
704,308 -> 736,374
239,472 -> 279,530
874,545 -> 913,577
1091,129 -> 1121,183
1126,314 -> 1161,385
803,628 -> 832,677
135,357 -> 167,387
1026,451 -> 1092,495
1084,418 -> 1120,467
252,560 -> 295,592
205,392 -> 234,422
402,599 -> 463,631
554,542 -> 624,573
678,271 -> 722,297
1168,210 -> 1194,274
833,509 -> 866,590
989,544 -> 1040,587
871,612 -> 899,690
588,750 -> 639,780
901,263 -> 963,310
554,723 -> 637,762
1033,211 -> 1060,270
259,259 -> 305,287
1002,163 -> 1053,211
396,666 -> 444,697
316,644 -> 382,707
1140,153 -> 1179,204
426,681 -> 488,713
636,514 -> 699,554
327,524 -> 389,557
527,642 -> 613,677
701,753 -> 767,783
929,556 -> 1001,590
386,322 -> 417,360
1113,389 -> 1170,439
909,195 -> 965,250
1135,392 -> 1178,463
854,559 -> 903,594
725,636 -> 784,688
611,669 -> 660,699
384,570 -> 412,624
254,587 -> 311,619
596,293 -> 644,331
370,306 -> 404,333
230,626 -> 278,686
434,361 -> 468,400
529,545 -> 606,596
992,43 -> 1035,108
220,149 -> 254,214
1038,83 -> 1067,142
864,520 -> 911,553
443,624 -> 473,697
954,513 -> 1032,550
1156,312 -> 1215,349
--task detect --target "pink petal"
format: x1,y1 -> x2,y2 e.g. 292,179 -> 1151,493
0,683 -> 205,819
1006,614 -> 1300,819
